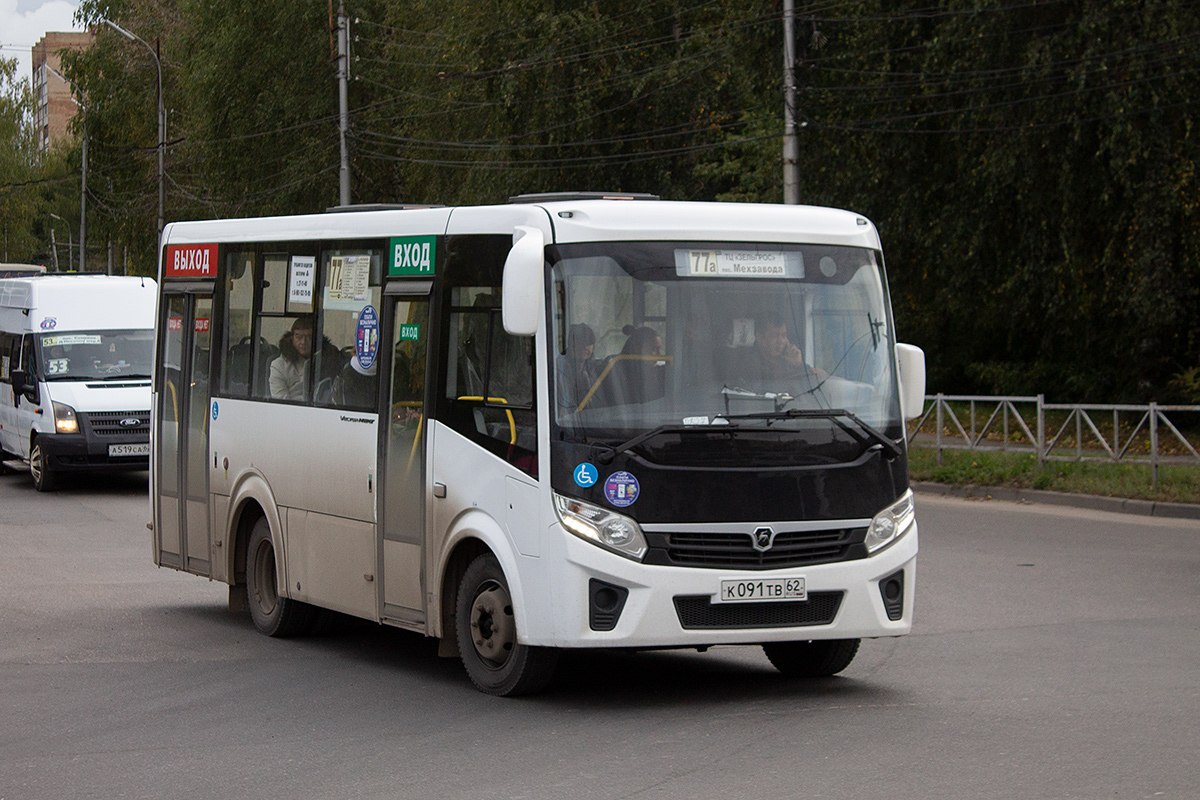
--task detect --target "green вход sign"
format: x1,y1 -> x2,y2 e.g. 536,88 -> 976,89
389,235 -> 436,276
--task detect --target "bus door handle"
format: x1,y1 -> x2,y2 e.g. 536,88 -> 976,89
433,482 -> 447,498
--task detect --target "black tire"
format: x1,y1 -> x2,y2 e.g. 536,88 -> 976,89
245,517 -> 315,637
455,553 -> 559,696
29,438 -> 56,492
762,638 -> 861,678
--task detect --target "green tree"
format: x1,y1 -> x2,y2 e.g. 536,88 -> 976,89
0,57 -> 43,263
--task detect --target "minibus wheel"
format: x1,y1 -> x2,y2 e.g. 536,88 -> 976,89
29,438 -> 56,492
246,517 -> 315,637
455,553 -> 559,696
762,638 -> 860,677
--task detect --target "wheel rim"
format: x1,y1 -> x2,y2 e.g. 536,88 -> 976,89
29,443 -> 43,484
469,580 -> 515,668
251,539 -> 278,616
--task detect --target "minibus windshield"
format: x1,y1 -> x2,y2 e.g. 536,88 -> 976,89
38,329 -> 155,381
549,241 -> 902,449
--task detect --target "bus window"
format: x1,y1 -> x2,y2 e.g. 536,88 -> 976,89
444,286 -> 536,476
219,250 -> 261,398
317,248 -> 383,409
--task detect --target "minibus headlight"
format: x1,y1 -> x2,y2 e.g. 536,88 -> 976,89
554,494 -> 647,561
52,402 -> 79,434
865,490 -> 915,553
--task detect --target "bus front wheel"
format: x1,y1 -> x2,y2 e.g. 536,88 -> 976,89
762,638 -> 860,677
246,517 -> 315,637
29,438 -> 56,492
455,553 -> 559,696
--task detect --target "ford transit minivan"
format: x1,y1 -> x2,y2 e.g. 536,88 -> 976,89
0,275 -> 157,490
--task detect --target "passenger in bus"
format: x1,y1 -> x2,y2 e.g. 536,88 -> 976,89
585,325 -> 667,408
620,325 -> 662,357
269,317 -> 314,400
739,314 -> 824,388
555,323 -> 601,409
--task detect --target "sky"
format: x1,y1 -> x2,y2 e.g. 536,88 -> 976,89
1,0 -> 85,83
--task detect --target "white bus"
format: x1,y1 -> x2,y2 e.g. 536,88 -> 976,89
1,274 -> 157,490
152,194 -> 925,695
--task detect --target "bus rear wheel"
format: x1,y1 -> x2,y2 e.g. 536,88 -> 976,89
455,553 -> 559,696
246,517 -> 315,637
762,638 -> 860,677
29,438 -> 56,492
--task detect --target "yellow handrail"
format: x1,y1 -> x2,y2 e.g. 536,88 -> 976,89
575,354 -> 673,412
456,396 -> 517,444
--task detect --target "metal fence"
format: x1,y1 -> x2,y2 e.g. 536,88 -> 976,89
906,394 -> 1200,486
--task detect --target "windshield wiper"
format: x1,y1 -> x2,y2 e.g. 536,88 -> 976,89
717,408 -> 904,459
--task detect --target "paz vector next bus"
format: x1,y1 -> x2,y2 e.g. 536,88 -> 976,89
151,194 -> 926,696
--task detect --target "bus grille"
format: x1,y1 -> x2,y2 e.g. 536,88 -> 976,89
81,411 -> 151,436
644,527 -> 867,570
673,591 -> 844,629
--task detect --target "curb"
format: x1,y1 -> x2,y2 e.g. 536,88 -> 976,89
911,481 -> 1200,521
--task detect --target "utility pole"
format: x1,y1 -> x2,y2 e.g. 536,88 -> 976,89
337,0 -> 351,207
80,116 -> 87,270
782,0 -> 799,204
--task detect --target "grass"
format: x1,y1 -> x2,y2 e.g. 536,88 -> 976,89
907,448 -> 1200,505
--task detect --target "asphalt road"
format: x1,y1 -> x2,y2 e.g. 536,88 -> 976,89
1,468 -> 1198,800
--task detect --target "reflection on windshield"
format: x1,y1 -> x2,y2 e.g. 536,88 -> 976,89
39,329 -> 154,381
550,242 -> 900,441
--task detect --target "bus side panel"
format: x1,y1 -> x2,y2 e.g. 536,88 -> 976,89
210,492 -> 230,583
286,508 -> 377,621
428,421 -> 553,644
210,398 -> 379,611
209,400 -> 377,523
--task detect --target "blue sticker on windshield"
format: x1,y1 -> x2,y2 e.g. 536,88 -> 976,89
574,462 -> 598,488
211,401 -> 219,421
604,471 -> 640,508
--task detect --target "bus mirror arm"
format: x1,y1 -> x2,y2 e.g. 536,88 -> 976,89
501,226 -> 545,337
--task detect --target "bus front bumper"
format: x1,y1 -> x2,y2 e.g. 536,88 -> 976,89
37,432 -> 150,472
534,523 -> 918,649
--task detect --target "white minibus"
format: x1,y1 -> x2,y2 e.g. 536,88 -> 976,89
152,194 -> 925,695
0,275 -> 157,490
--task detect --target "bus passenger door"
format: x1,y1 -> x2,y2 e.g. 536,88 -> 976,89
156,291 -> 213,575
379,290 -> 432,625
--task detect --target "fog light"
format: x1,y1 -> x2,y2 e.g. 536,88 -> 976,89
879,569 -> 905,621
589,579 -> 629,631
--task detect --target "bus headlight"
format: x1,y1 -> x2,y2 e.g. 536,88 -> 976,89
554,494 -> 647,561
865,490 -> 915,553
53,402 -> 79,434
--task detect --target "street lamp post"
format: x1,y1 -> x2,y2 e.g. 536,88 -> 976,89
103,19 -> 164,237
49,213 -> 72,270
44,64 -> 87,272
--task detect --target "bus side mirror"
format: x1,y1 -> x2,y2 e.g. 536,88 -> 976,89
11,369 -> 37,405
895,343 -> 926,420
502,226 -> 545,337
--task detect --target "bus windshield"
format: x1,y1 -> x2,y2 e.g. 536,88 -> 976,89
38,329 -> 155,381
549,241 -> 901,445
